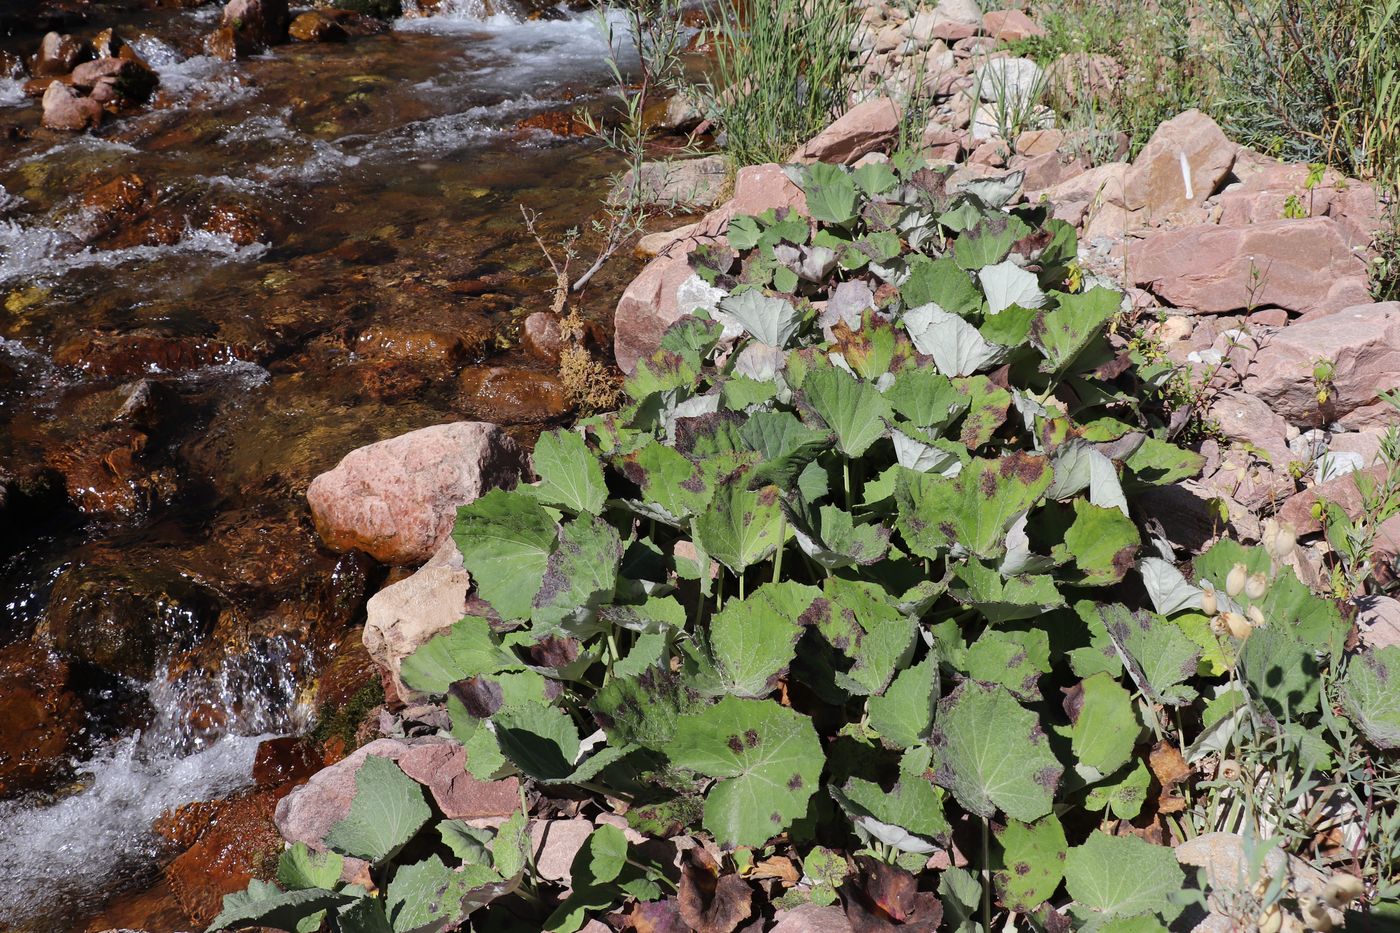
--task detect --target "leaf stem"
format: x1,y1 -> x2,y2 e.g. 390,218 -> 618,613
773,513 -> 786,584
844,458 -> 853,512
981,816 -> 993,933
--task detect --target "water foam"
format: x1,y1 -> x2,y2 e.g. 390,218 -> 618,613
0,637 -> 311,928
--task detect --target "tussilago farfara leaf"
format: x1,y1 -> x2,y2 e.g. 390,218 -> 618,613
719,289 -> 804,349
1030,286 -> 1120,376
980,260 -> 1047,314
901,256 -> 982,315
964,628 -> 1051,701
1239,625 -> 1320,721
1084,760 -> 1151,820
1070,672 -> 1141,780
1194,538 -> 1345,651
833,776 -> 949,853
385,855 -> 506,933
694,581 -> 818,697
1059,499 -> 1140,585
453,488 -> 557,621
669,696 -> 823,848
208,881 -> 351,932
1341,646 -> 1400,749
1064,832 -> 1184,921
895,453 -> 1052,560
531,513 -> 622,633
532,429 -> 608,516
902,304 -> 1009,377
867,654 -> 938,748
810,576 -> 917,696
277,843 -> 344,891
799,362 -> 892,457
400,616 -> 517,696
493,702 -> 581,782
623,441 -> 711,521
930,681 -> 1061,822
692,472 -> 785,575
325,755 -> 431,865
884,366 -> 969,429
950,559 -> 1065,625
994,815 -> 1067,913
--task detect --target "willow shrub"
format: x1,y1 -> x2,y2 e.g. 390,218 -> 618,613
212,157 -> 1399,932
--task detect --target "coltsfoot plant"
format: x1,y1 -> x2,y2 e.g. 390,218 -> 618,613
213,156 -> 1399,931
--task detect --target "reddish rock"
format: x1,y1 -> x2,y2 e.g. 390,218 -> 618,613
289,10 -> 348,41
983,9 -> 1044,41
205,26 -> 239,61
1242,302 -> 1400,426
306,420 -> 527,565
1208,390 -> 1292,466
221,0 -> 290,50
201,199 -> 277,246
354,321 -> 491,368
53,333 -> 256,378
611,155 -> 729,211
530,818 -> 596,885
514,109 -> 589,138
1218,159 -> 1382,252
1280,462 -> 1389,535
614,163 -> 808,373
396,742 -> 521,819
1122,109 -> 1236,216
522,311 -> 563,363
165,791 -> 281,926
1046,52 -> 1124,107
364,539 -> 470,698
1015,128 -> 1064,157
31,32 -> 89,77
456,366 -> 569,423
1128,218 -> 1372,316
44,424 -> 178,516
71,55 -> 158,104
252,736 -> 322,790
41,81 -> 103,131
0,643 -> 82,797
1009,149 -> 1086,192
788,97 -> 901,165
78,173 -> 157,242
772,903 -> 856,933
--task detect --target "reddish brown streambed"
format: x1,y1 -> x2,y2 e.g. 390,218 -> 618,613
0,4 -> 647,928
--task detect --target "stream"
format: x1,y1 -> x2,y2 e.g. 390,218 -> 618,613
0,2 -> 650,927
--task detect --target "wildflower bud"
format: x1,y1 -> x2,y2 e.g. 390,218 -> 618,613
1324,873 -> 1365,907
1257,905 -> 1283,933
1201,587 -> 1218,616
1262,517 -> 1280,555
1225,611 -> 1253,639
1248,604 -> 1267,629
1226,562 -> 1248,597
1275,523 -> 1297,557
1301,895 -> 1335,932
1219,758 -> 1241,781
1245,572 -> 1268,600
1210,614 -> 1227,636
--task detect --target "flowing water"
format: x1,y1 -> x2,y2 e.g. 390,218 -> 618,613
0,2 -> 652,927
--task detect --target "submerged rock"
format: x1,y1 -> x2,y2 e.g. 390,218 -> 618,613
307,420 -> 527,565
31,31 -> 90,77
41,81 -> 103,131
456,366 -> 568,423
0,642 -> 83,798
219,0 -> 291,52
289,11 -> 349,42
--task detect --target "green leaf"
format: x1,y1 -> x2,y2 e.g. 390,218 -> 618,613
980,261 -> 1047,314
490,809 -> 531,881
788,503 -> 892,568
995,815 -> 1067,912
1060,500 -> 1140,586
277,843 -> 344,890
699,581 -> 816,697
1092,602 -> 1201,706
531,514 -> 622,632
885,367 -> 968,429
325,755 -> 431,865
335,897 -> 394,933
669,697 -> 823,848
208,881 -> 350,932
454,489 -> 557,621
1239,625 -> 1320,721
1084,760 -> 1151,820
953,213 -> 1031,270
896,453 -> 1052,560
740,410 -> 831,489
901,257 -> 982,315
949,560 -> 1065,624
903,305 -> 1009,376
592,665 -> 689,749
1064,832 -> 1184,921
1342,646 -> 1400,749
385,855 -> 505,933
576,823 -> 629,885
939,866 -> 984,933
400,616 -> 514,696
802,163 -> 858,224
811,577 -> 918,696
1031,287 -> 1120,376
800,363 -> 892,458
834,776 -> 949,852
1123,437 -> 1205,487
1071,673 -> 1140,780
494,703 -> 581,782
625,441 -> 712,521
868,655 -> 938,747
719,290 -> 803,348
965,628 -> 1052,700
931,682 -> 1061,822
532,429 -> 607,516
438,820 -> 493,865
692,472 -> 785,575
853,162 -> 898,196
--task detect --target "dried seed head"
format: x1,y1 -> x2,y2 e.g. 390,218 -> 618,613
1274,522 -> 1298,558
1245,571 -> 1269,600
1219,758 -> 1241,781
1201,587 -> 1218,617
1248,604 -> 1267,629
1226,562 -> 1248,597
1210,614 -> 1228,636
1257,904 -> 1283,933
1300,894 -> 1336,932
1224,611 -> 1253,640
1324,872 -> 1365,907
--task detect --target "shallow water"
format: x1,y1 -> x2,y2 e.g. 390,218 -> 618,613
0,2 -> 653,926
